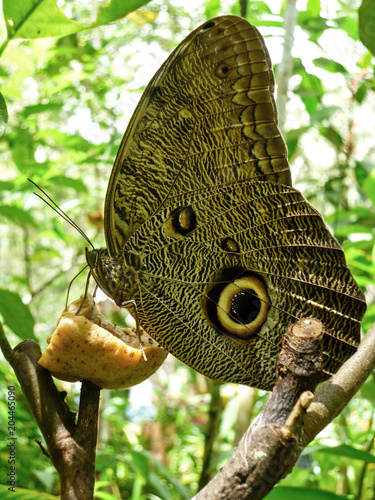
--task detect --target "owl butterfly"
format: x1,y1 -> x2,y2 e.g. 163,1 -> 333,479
86,15 -> 366,390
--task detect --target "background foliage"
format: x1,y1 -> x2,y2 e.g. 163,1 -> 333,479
0,0 -> 375,498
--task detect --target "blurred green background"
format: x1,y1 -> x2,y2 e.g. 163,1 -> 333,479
0,0 -> 375,498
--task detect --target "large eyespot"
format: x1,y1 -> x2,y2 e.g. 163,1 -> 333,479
217,276 -> 269,337
164,205 -> 197,239
202,269 -> 269,339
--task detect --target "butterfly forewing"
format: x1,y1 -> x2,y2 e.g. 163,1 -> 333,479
104,16 -> 291,256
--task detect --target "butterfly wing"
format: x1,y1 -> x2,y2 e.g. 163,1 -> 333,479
104,16 -> 291,256
100,15 -> 366,389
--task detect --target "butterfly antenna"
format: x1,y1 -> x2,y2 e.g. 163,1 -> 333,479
28,178 -> 95,250
66,264 -> 89,310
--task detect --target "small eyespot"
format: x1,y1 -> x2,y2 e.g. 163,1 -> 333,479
221,237 -> 240,253
164,205 -> 197,238
202,21 -> 215,30
216,63 -> 231,78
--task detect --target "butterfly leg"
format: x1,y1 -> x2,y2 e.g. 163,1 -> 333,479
120,299 -> 147,361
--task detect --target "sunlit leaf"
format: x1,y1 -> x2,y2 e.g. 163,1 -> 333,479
313,57 -> 348,74
306,0 -> 321,17
359,0 -> 375,56
336,16 -> 359,40
22,102 -> 63,118
3,0 -> 153,40
205,0 -> 221,19
316,444 -> 375,464
0,92 -> 8,138
0,205 -> 37,226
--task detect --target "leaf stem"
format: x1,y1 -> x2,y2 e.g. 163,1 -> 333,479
0,38 -> 9,59
0,321 -> 14,362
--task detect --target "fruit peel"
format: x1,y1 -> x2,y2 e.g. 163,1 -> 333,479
38,295 -> 167,389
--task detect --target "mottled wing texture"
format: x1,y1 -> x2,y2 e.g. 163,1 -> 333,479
125,181 -> 366,389
104,16 -> 291,256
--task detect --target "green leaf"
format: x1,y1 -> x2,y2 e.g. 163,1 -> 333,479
336,16 -> 359,40
205,0 -> 221,19
363,168 -> 375,207
313,57 -> 348,74
319,126 -> 343,150
360,381 -> 375,402
359,0 -> 375,56
142,450 -> 191,499
8,128 -> 38,173
0,484 -> 58,499
3,0 -> 152,40
355,81 -> 367,104
0,289 -> 36,340
49,176 -> 88,193
0,180 -> 14,191
294,71 -> 323,114
37,129 -> 92,150
0,92 -> 8,137
22,102 -> 63,118
306,0 -> 321,18
285,126 -> 310,159
0,205 -> 37,226
317,444 -> 375,464
266,486 -> 349,499
310,106 -> 340,124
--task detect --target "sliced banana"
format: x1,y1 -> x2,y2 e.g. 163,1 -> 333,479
38,295 -> 168,389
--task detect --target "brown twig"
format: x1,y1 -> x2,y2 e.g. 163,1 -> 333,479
303,320 -> 375,446
1,334 -> 101,500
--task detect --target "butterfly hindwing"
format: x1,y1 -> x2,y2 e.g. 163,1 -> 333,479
122,180 -> 365,389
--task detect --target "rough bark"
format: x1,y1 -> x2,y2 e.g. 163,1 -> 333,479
194,318 -> 375,500
1,326 -> 100,500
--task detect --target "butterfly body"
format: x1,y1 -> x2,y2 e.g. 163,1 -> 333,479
87,16 -> 366,390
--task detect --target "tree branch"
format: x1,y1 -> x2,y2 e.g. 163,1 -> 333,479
303,320 -> 375,446
276,0 -> 298,135
2,336 -> 101,500
194,318 -> 375,500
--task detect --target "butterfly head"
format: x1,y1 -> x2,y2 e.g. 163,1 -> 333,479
85,248 -> 139,306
